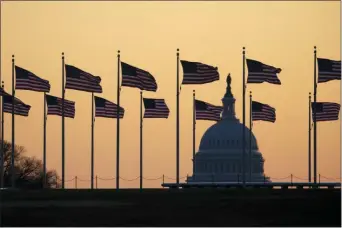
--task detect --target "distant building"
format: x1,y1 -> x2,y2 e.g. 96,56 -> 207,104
187,75 -> 270,183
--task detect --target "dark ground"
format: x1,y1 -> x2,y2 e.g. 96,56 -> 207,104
0,188 -> 341,227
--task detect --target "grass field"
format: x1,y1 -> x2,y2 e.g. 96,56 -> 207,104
0,188 -> 341,226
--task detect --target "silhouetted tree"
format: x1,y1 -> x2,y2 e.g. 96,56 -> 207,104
0,140 -> 60,189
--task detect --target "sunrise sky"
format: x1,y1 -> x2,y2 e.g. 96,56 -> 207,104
0,1 -> 340,188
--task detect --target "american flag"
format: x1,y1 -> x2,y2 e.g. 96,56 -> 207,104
3,95 -> 31,116
246,59 -> 282,85
15,66 -> 50,92
121,62 -> 157,92
0,87 -> 10,96
252,101 -> 276,123
317,58 -> 341,83
312,102 -> 340,122
65,64 -> 102,93
195,99 -> 223,121
180,60 -> 219,85
46,94 -> 75,118
94,96 -> 124,119
143,98 -> 169,118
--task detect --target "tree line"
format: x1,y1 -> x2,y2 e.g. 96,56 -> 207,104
1,140 -> 60,189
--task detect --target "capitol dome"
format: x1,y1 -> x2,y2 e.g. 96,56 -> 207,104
187,74 -> 269,183
199,118 -> 259,152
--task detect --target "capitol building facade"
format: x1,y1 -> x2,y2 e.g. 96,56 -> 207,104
187,75 -> 270,183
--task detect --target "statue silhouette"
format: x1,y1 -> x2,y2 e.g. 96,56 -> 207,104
224,73 -> 233,98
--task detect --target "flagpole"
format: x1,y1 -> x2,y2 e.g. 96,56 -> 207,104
176,48 -> 180,187
91,92 -> 94,189
43,92 -> 47,188
11,54 -> 15,188
242,47 -> 246,186
116,50 -> 121,189
140,90 -> 143,190
308,92 -> 312,183
0,3 -> 2,147
62,52 -> 65,189
0,6 -> 2,181
313,46 -> 317,185
249,91 -> 252,183
193,90 -> 196,175
0,81 -> 4,188
0,82 -> 2,227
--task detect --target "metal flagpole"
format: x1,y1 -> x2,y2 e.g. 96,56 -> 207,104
308,92 -> 312,183
11,55 -> 15,188
249,91 -> 252,183
116,50 -> 121,189
91,92 -> 94,189
62,52 -> 65,189
242,47 -> 246,186
0,3 -> 2,167
0,114 -> 1,185
0,82 -> 2,228
193,90 -> 196,175
1,81 -> 4,188
43,92 -> 47,188
140,90 -> 143,190
313,46 -> 317,185
0,96 -> 1,188
176,48 -> 180,187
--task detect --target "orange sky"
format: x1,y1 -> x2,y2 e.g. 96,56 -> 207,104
0,1 -> 341,188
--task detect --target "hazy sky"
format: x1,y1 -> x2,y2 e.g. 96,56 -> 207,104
1,1 -> 340,188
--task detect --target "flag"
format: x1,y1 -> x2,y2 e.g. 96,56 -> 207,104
3,95 -> 31,116
94,96 -> 124,119
143,98 -> 169,118
121,62 -> 157,92
0,87 -> 10,96
317,58 -> 341,83
195,99 -> 223,121
46,94 -> 75,118
251,101 -> 276,122
180,60 -> 219,85
65,64 -> 102,93
246,59 -> 281,85
312,102 -> 340,122
15,66 -> 50,92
